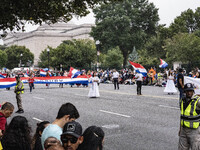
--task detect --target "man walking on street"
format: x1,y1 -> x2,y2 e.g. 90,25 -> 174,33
112,69 -> 119,90
177,68 -> 184,101
14,76 -> 24,113
135,72 -> 143,95
178,83 -> 200,150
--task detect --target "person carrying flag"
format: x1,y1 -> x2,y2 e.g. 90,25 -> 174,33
135,72 -> 143,95
28,74 -> 35,93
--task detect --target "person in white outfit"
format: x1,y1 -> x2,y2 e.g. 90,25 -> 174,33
164,71 -> 177,94
88,72 -> 100,98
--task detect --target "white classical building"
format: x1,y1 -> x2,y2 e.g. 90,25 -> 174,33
3,22 -> 94,66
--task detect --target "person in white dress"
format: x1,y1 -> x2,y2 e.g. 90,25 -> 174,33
88,72 -> 100,98
164,71 -> 177,94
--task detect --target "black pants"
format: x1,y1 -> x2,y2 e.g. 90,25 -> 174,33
136,81 -> 142,95
113,78 -> 119,89
29,83 -> 34,92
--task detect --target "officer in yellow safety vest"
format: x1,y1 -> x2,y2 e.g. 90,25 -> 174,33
157,71 -> 162,87
14,76 -> 24,113
178,83 -> 200,150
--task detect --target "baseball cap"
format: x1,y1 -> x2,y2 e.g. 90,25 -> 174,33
61,121 -> 82,138
184,83 -> 194,91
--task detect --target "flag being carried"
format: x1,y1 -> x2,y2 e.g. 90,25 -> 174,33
68,67 -> 81,78
159,58 -> 168,68
129,60 -> 147,77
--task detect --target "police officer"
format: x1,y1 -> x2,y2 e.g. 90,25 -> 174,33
14,76 -> 24,113
178,83 -> 200,150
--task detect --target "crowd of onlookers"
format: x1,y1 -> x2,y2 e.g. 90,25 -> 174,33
0,102 -> 105,150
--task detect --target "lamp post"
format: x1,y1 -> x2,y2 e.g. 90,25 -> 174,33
20,53 -> 23,67
47,48 -> 50,71
60,64 -> 63,72
95,40 -> 100,71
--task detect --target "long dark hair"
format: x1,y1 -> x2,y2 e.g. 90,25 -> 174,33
78,126 -> 105,150
32,121 -> 50,150
1,116 -> 32,150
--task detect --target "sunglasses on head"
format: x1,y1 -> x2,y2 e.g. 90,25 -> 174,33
61,136 -> 78,144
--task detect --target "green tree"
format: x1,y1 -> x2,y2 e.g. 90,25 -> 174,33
101,47 -> 123,70
38,39 -> 97,69
5,45 -> 34,69
0,0 -> 121,32
38,48 -> 52,68
0,50 -> 7,68
169,7 -> 200,35
164,33 -> 200,69
91,0 -> 159,67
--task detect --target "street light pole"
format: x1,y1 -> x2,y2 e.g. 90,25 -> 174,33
47,48 -> 50,71
95,40 -> 100,71
20,53 -> 23,67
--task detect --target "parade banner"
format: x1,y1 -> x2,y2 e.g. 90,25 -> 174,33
0,75 -> 89,88
185,76 -> 200,94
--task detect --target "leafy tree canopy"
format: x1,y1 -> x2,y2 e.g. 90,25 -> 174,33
169,7 -> 200,35
38,39 -> 97,70
101,47 -> 123,70
0,0 -> 121,32
0,50 -> 7,68
91,0 -> 159,67
164,33 -> 200,67
5,45 -> 34,69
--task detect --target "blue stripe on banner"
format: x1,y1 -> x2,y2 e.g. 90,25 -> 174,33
0,80 -> 88,88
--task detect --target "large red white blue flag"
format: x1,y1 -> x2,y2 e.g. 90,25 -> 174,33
129,60 -> 147,77
159,58 -> 168,68
68,67 -> 81,78
0,75 -> 89,89
0,73 -> 6,78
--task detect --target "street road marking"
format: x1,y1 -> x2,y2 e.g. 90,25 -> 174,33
159,105 -> 179,110
102,124 -> 120,129
100,110 -> 131,118
33,117 -> 43,122
33,97 -> 45,100
74,94 -> 85,97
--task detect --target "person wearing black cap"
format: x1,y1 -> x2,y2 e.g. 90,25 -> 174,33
14,76 -> 24,113
178,83 -> 200,150
61,121 -> 83,150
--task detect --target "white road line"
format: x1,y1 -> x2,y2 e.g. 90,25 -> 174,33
102,124 -> 120,129
33,97 -> 45,100
159,105 -> 179,110
74,94 -> 85,97
100,110 -> 131,118
33,117 -> 43,122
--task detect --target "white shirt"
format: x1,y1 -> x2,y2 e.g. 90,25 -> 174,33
135,73 -> 143,81
113,72 -> 119,78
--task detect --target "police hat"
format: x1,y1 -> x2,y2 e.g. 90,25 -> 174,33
184,83 -> 194,91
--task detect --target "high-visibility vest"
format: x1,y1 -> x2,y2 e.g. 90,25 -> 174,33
157,73 -> 162,78
15,81 -> 24,94
0,141 -> 3,150
181,95 -> 200,129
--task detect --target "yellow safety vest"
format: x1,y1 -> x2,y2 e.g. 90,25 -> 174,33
157,73 -> 162,79
15,81 -> 24,94
181,95 -> 200,129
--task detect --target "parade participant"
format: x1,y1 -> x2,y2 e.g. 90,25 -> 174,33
157,71 -> 162,87
112,69 -> 119,90
41,103 -> 80,149
46,71 -> 50,88
178,83 -> 200,150
0,102 -> 14,137
177,68 -> 184,100
61,121 -> 83,150
135,72 -> 143,95
88,72 -> 100,98
164,71 -> 177,95
14,76 -> 24,113
28,74 -> 35,93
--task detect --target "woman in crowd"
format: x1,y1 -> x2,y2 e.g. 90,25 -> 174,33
78,126 -> 105,150
88,72 -> 100,98
164,70 -> 177,95
1,116 -> 32,150
31,121 -> 50,150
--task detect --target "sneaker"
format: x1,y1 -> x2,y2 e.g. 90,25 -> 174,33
15,109 -> 24,113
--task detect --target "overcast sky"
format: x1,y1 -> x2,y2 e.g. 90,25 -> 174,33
1,0 -> 200,45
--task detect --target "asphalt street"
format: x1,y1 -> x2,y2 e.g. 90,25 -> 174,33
0,83 -> 180,150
